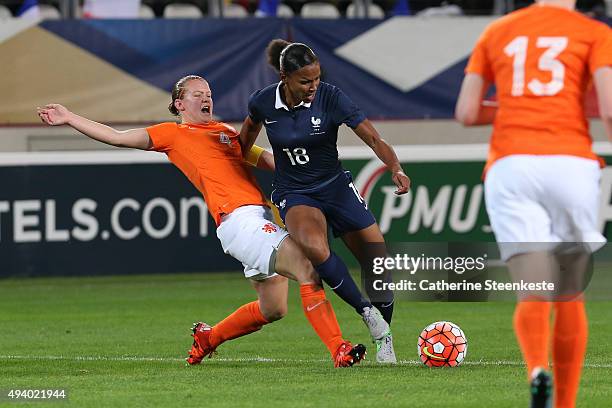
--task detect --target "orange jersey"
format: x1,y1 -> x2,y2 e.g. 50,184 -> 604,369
466,5 -> 612,171
147,121 -> 267,225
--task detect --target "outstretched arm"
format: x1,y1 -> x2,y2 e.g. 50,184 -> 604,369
353,119 -> 410,195
37,104 -> 152,150
594,66 -> 612,141
455,73 -> 497,126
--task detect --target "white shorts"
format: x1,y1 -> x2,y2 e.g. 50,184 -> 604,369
216,205 -> 289,280
485,155 -> 606,261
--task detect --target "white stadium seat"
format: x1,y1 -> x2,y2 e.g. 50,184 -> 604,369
39,4 -> 62,20
223,4 -> 249,18
139,4 -> 156,19
300,2 -> 340,18
0,5 -> 12,19
346,2 -> 385,18
277,4 -> 295,17
416,4 -> 463,16
163,3 -> 203,18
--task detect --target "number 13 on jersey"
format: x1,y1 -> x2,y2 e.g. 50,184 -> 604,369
504,36 -> 568,96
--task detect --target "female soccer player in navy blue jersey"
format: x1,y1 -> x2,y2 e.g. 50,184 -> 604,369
240,39 -> 411,363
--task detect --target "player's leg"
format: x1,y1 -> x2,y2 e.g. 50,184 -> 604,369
341,223 -> 396,363
187,274 -> 289,365
508,253 -> 554,408
485,157 -> 556,406
552,299 -> 587,408
542,157 -> 603,408
186,277 -> 279,365
186,206 -> 287,365
507,252 -> 555,377
274,235 -> 366,366
312,171 -> 395,361
283,204 -> 372,315
251,274 -> 288,322
190,205 -> 364,367
341,223 -> 394,323
275,190 -> 380,363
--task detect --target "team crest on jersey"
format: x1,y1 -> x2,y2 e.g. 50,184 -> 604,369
262,223 -> 278,233
310,116 -> 325,136
279,199 -> 286,209
219,132 -> 231,145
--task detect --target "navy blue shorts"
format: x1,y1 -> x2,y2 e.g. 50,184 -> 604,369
271,171 -> 376,237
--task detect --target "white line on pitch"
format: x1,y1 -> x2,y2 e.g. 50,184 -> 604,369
1,355 -> 611,369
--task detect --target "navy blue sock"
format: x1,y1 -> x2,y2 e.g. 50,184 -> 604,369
366,273 -> 394,324
372,300 -> 394,324
315,252 -> 371,315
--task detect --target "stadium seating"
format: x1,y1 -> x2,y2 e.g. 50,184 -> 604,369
39,4 -> 62,19
223,4 -> 249,17
346,2 -> 385,18
300,2 -> 341,18
163,3 -> 203,18
0,4 -> 11,19
416,4 -> 463,16
277,3 -> 295,17
139,4 -> 156,18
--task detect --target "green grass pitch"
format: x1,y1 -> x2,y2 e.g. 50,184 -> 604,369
0,272 -> 610,407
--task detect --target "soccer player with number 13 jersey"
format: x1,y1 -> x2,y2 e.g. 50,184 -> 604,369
456,1 -> 612,406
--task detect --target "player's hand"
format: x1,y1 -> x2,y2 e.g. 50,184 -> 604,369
37,104 -> 71,126
392,169 -> 410,195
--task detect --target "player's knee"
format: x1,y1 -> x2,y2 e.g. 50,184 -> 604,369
263,305 -> 287,322
293,257 -> 320,285
299,238 -> 330,265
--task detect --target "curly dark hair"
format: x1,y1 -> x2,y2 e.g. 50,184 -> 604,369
168,75 -> 205,116
266,39 -> 318,74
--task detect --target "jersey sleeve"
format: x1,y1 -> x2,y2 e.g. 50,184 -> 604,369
588,23 -> 612,74
146,122 -> 177,152
331,88 -> 367,128
247,90 -> 264,124
465,26 -> 494,82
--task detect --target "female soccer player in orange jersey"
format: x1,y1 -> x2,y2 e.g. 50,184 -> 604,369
37,75 -> 366,368
456,1 -> 611,406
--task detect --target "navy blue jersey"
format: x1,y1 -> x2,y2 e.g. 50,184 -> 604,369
248,81 -> 366,192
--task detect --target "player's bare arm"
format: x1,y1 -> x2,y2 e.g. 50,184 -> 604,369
239,116 -> 263,157
244,144 -> 275,171
455,73 -> 497,126
594,66 -> 612,141
256,150 -> 275,171
353,119 -> 410,195
37,104 -> 153,150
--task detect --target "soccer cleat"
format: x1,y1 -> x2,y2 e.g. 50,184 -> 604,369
361,306 -> 390,341
333,341 -> 367,368
186,322 -> 217,365
375,331 -> 397,364
530,370 -> 552,408
362,306 -> 397,363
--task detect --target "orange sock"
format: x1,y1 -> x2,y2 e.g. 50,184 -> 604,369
209,301 -> 269,349
552,301 -> 588,408
300,283 -> 345,356
514,301 -> 552,380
